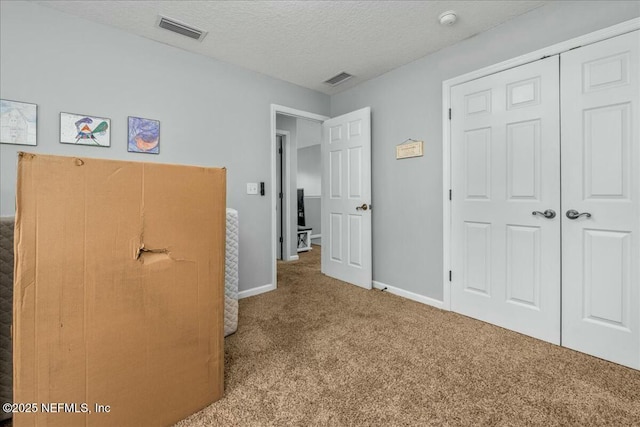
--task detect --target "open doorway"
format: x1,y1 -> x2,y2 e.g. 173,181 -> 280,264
271,105 -> 328,289
276,114 -> 322,258
271,104 -> 373,292
294,118 -> 323,247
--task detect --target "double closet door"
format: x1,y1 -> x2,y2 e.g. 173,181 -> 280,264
450,31 -> 639,369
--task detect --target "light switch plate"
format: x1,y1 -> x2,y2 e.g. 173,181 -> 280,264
247,183 -> 258,195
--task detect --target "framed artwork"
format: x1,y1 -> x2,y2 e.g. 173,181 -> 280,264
128,116 -> 160,154
0,99 -> 37,146
60,112 -> 111,147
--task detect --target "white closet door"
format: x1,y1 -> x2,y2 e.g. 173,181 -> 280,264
450,56 -> 561,344
561,31 -> 640,369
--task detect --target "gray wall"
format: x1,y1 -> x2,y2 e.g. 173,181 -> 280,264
297,145 -> 321,196
0,1 -> 329,293
330,1 -> 640,301
297,118 -> 322,149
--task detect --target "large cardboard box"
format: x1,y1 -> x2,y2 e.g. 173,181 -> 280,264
13,153 -> 225,426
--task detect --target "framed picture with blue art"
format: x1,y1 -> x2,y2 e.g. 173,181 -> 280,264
0,99 -> 37,146
60,112 -> 110,147
128,116 -> 160,154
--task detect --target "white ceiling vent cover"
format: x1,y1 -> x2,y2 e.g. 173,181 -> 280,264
157,16 -> 207,41
324,72 -> 354,86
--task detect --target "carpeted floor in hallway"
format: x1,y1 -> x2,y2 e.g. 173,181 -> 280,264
175,245 -> 640,426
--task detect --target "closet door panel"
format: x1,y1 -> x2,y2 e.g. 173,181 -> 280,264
561,30 -> 640,369
450,55 -> 561,344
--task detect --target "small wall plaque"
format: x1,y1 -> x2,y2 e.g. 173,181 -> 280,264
396,139 -> 423,159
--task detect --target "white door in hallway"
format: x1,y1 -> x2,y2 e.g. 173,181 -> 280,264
561,31 -> 640,369
321,107 -> 372,289
450,56 -> 561,344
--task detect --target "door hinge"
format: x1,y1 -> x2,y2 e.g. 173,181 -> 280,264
279,192 -> 283,199
448,108 -> 452,120
449,271 -> 452,282
279,236 -> 283,243
278,147 -> 282,154
449,189 -> 452,201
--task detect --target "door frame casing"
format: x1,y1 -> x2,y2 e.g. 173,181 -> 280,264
442,18 -> 640,311
275,129 -> 291,261
270,105 -> 329,290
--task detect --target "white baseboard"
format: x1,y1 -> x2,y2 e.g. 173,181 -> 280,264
310,234 -> 321,239
372,280 -> 445,310
238,283 -> 276,299
287,255 -> 299,261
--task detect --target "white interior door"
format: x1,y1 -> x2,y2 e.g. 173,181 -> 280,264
450,56 -> 561,344
561,30 -> 640,369
321,107 -> 372,289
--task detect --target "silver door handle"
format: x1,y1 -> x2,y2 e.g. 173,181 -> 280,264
566,209 -> 591,220
532,209 -> 556,219
356,203 -> 369,211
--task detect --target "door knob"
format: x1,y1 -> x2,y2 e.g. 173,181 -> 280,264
356,204 -> 369,211
532,209 -> 556,219
566,209 -> 591,220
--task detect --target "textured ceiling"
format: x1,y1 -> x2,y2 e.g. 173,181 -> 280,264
35,1 -> 547,95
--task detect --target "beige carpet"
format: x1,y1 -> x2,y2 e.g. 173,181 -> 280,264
174,246 -> 640,426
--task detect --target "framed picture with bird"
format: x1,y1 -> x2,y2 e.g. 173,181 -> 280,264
127,116 -> 160,154
60,112 -> 111,147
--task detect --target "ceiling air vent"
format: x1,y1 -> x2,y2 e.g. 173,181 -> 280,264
324,72 -> 353,86
157,16 -> 207,41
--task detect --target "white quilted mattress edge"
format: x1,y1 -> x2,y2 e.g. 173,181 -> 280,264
224,208 -> 239,337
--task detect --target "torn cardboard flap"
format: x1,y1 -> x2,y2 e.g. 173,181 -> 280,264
13,153 -> 226,427
135,244 -> 172,264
